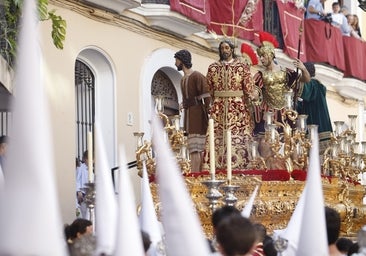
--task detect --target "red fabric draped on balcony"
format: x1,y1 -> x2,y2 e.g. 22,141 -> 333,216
276,0 -> 306,61
206,0 -> 263,41
304,19 -> 345,71
343,36 -> 366,80
170,0 -> 263,41
170,0 -> 210,25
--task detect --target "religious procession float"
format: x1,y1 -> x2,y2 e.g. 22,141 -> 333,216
134,96 -> 366,238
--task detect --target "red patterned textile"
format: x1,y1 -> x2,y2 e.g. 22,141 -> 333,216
291,169 -> 307,181
275,0 -> 306,61
171,0 -> 264,41
170,0 -> 210,25
205,59 -> 256,170
207,0 -> 263,41
149,169 -> 361,185
304,19 -> 345,71
343,36 -> 366,80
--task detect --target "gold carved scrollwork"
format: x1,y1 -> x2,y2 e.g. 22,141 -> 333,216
148,174 -> 365,238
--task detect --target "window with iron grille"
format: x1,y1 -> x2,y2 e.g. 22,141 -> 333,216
263,0 -> 284,49
75,60 -> 95,163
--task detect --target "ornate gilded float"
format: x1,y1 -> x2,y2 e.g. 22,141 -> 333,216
137,97 -> 366,238
148,169 -> 366,238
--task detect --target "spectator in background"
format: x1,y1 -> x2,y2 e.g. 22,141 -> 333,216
0,135 -> 8,184
325,206 -> 343,256
0,135 -> 8,170
212,205 -> 241,234
76,150 -> 90,219
211,205 -> 241,253
64,218 -> 94,256
352,14 -> 362,38
347,242 -> 359,256
340,5 -> 349,17
347,14 -> 364,41
252,223 -> 267,256
76,157 -> 80,168
347,14 -> 354,29
331,2 -> 352,36
341,6 -> 363,40
141,230 -> 152,255
64,218 -> 93,243
263,235 -> 278,256
331,2 -> 343,24
215,214 -> 257,256
305,0 -> 327,20
336,237 -> 354,255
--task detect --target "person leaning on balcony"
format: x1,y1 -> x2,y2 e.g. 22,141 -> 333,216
305,0 -> 327,20
346,13 -> 364,41
351,14 -> 362,38
331,2 -> 343,25
174,49 -> 211,173
331,2 -> 353,36
339,6 -> 362,40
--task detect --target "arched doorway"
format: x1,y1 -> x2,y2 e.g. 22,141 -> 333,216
141,48 -> 183,139
75,47 -> 116,169
151,69 -> 179,117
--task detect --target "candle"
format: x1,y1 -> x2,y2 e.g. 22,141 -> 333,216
267,124 -> 277,143
251,141 -> 258,159
297,115 -> 308,132
87,131 -> 94,182
284,90 -> 294,110
181,144 -> 187,159
361,142 -> 366,154
173,115 -> 180,131
209,118 -> 215,180
264,111 -> 274,125
227,129 -> 232,184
